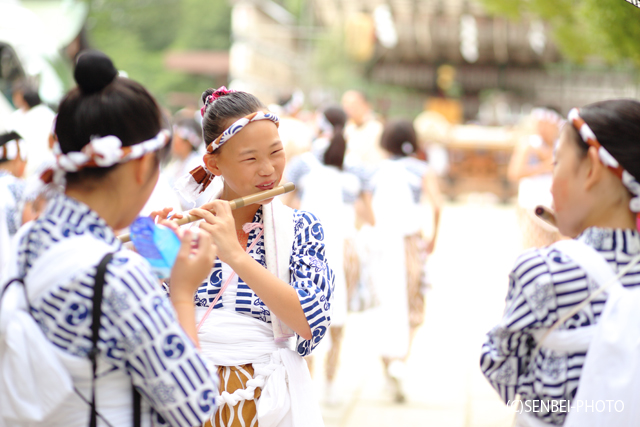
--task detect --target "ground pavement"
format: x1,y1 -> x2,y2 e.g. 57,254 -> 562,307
314,197 -> 524,427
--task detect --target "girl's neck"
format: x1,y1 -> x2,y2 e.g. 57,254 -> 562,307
581,201 -> 637,233
219,185 -> 260,229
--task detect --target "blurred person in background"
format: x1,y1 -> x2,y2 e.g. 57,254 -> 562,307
9,79 -> 56,178
341,90 -> 385,168
163,114 -> 207,211
269,90 -> 313,160
365,119 -> 442,403
508,107 -> 564,248
0,131 -> 31,274
285,105 -> 371,405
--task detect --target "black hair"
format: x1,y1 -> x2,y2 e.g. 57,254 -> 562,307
321,106 -> 347,169
568,99 -> 640,181
0,131 -> 23,164
200,89 -> 265,148
13,79 -> 41,108
380,119 -> 418,157
0,131 -> 22,146
55,50 -> 164,187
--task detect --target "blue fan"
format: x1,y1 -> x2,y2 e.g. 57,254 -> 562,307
129,216 -> 181,279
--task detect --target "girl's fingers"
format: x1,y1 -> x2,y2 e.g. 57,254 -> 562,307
150,207 -> 175,222
188,208 -> 217,224
198,221 -> 215,235
176,229 -> 192,260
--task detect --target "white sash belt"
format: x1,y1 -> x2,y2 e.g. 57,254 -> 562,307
197,308 -> 323,427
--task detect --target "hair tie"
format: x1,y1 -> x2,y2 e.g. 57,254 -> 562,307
201,86 -> 237,117
568,108 -> 640,212
401,141 -> 414,155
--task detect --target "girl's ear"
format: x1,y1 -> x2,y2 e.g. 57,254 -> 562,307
204,152 -> 223,177
133,152 -> 158,185
584,145 -> 605,191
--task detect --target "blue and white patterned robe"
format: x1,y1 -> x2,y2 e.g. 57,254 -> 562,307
480,227 -> 640,425
194,205 -> 334,357
15,194 -> 218,426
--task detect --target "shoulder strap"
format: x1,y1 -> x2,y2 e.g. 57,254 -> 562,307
532,240 -> 640,357
89,252 -> 114,427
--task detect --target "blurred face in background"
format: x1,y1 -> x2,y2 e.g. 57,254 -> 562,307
171,134 -> 193,160
537,119 -> 560,146
341,91 -> 370,126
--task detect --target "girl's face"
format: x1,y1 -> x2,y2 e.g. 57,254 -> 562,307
551,127 -> 589,237
205,118 -> 285,201
171,134 -> 193,160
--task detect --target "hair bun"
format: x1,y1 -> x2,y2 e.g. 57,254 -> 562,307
74,50 -> 118,94
201,88 -> 216,105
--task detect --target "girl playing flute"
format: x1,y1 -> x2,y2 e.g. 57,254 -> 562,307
481,99 -> 640,426
173,87 -> 333,427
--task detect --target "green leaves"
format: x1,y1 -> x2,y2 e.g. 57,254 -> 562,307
479,0 -> 640,66
88,0 -> 232,104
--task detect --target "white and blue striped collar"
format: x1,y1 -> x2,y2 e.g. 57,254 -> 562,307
577,227 -> 640,255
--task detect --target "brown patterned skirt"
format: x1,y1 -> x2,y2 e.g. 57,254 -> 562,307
205,364 -> 261,427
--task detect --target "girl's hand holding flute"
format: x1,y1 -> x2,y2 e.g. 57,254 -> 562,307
189,200 -> 244,265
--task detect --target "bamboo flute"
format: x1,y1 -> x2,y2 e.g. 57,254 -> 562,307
118,182 -> 296,243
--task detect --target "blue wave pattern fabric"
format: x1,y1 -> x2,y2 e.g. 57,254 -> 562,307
16,194 -> 218,426
194,206 -> 334,357
480,227 -> 640,425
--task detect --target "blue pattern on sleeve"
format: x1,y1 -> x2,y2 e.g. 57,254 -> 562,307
290,210 -> 334,356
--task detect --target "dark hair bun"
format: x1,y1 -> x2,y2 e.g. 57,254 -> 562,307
201,88 -> 216,105
74,50 -> 118,94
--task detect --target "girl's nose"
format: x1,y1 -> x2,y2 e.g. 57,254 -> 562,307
259,159 -> 275,176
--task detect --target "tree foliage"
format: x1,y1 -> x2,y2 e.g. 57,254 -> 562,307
88,0 -> 232,106
478,0 -> 640,66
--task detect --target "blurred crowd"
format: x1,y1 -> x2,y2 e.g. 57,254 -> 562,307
0,76 -> 565,406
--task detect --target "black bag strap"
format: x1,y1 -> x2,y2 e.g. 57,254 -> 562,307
89,252 -> 114,427
87,252 -> 142,427
133,385 -> 141,427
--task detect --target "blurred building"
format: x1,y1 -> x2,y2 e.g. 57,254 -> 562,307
228,0 -> 303,104
311,0 -> 640,120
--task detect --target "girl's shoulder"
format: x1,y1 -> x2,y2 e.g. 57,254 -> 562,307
396,156 -> 429,177
292,209 -> 321,227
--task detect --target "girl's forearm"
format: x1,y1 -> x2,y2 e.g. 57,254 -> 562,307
171,297 -> 200,348
228,251 -> 313,340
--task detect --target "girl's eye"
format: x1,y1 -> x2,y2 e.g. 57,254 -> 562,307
272,149 -> 283,155
243,158 -> 256,162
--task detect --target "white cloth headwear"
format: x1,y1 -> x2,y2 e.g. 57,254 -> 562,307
41,130 -> 170,187
532,107 -> 565,127
173,125 -> 202,149
568,108 -> 640,212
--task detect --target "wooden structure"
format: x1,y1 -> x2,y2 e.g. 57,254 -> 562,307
310,0 -> 640,118
440,125 -> 517,201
